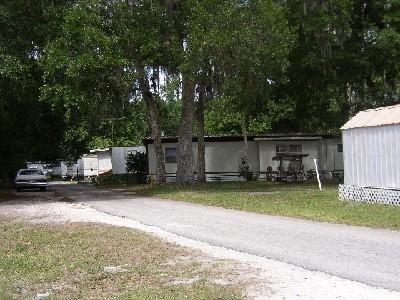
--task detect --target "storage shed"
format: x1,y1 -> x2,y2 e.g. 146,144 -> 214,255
111,146 -> 146,174
339,104 -> 400,205
89,146 -> 146,175
89,148 -> 112,175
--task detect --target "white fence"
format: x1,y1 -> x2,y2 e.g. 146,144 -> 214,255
339,184 -> 400,205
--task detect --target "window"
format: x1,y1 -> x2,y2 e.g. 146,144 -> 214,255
125,150 -> 137,159
276,144 -> 301,153
289,144 -> 302,153
165,147 -> 177,163
337,143 -> 343,153
127,150 -> 137,155
276,144 -> 288,153
19,169 -> 43,175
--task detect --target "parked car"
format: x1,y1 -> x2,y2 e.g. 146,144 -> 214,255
15,169 -> 47,192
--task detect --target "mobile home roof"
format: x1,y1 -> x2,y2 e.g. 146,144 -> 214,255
143,133 -> 339,144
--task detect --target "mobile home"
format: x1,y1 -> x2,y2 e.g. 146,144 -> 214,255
144,133 -> 343,182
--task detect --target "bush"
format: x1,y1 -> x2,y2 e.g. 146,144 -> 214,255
97,173 -> 139,185
126,152 -> 148,184
97,173 -> 122,185
238,156 -> 254,181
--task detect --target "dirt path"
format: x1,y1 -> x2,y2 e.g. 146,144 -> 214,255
1,188 -> 400,299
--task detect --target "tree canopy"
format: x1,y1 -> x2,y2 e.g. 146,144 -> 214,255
1,0 -> 399,182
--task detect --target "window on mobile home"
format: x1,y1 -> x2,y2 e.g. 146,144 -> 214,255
289,144 -> 302,153
126,150 -> 137,159
165,147 -> 177,163
276,144 -> 288,153
276,144 -> 302,154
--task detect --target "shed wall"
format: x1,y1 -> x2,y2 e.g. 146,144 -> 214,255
97,151 -> 112,174
81,157 -> 98,177
112,146 -> 146,174
343,124 -> 400,188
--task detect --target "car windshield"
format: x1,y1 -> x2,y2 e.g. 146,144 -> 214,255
19,169 -> 44,175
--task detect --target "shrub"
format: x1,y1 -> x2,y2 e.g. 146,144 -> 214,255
238,156 -> 254,181
126,152 -> 148,184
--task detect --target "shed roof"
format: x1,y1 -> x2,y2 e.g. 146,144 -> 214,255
341,104 -> 400,130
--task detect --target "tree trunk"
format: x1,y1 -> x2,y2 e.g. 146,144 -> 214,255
176,77 -> 195,184
197,85 -> 206,182
138,67 -> 166,184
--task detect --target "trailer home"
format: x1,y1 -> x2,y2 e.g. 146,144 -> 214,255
144,133 -> 343,182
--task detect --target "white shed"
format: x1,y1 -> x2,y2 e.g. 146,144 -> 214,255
112,146 -> 146,174
81,154 -> 99,177
89,146 -> 146,176
339,104 -> 400,205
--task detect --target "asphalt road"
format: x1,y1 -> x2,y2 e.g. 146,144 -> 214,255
52,183 -> 400,291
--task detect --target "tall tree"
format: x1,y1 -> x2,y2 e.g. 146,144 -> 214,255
0,0 -> 70,181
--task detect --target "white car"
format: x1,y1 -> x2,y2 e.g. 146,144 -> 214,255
15,169 -> 47,192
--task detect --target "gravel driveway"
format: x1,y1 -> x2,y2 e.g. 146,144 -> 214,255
49,183 -> 400,293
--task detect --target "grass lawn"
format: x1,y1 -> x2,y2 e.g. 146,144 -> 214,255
0,218 -> 242,300
135,181 -> 400,230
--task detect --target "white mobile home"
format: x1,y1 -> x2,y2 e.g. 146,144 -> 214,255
144,134 -> 343,182
65,161 -> 79,177
339,104 -> 400,205
51,160 -> 71,178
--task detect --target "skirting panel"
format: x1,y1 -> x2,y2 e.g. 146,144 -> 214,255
339,184 -> 400,205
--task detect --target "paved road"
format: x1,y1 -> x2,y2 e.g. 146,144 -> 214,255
52,183 -> 400,291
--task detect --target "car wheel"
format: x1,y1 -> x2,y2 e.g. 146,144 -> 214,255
40,187 -> 47,192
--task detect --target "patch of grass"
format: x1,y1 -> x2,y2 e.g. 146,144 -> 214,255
136,182 -> 400,230
0,218 -> 242,299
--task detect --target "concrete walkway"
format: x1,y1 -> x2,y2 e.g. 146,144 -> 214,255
52,183 -> 400,291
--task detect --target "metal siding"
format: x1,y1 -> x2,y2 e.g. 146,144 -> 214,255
343,131 -> 352,185
371,129 -> 378,186
396,128 -> 400,186
205,141 -> 258,173
342,132 -> 348,184
385,128 -> 395,186
365,128 -> 370,186
353,130 -> 359,185
342,124 -> 400,189
360,129 -> 366,185
384,127 -> 389,187
389,126 -> 397,187
112,146 -> 146,175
